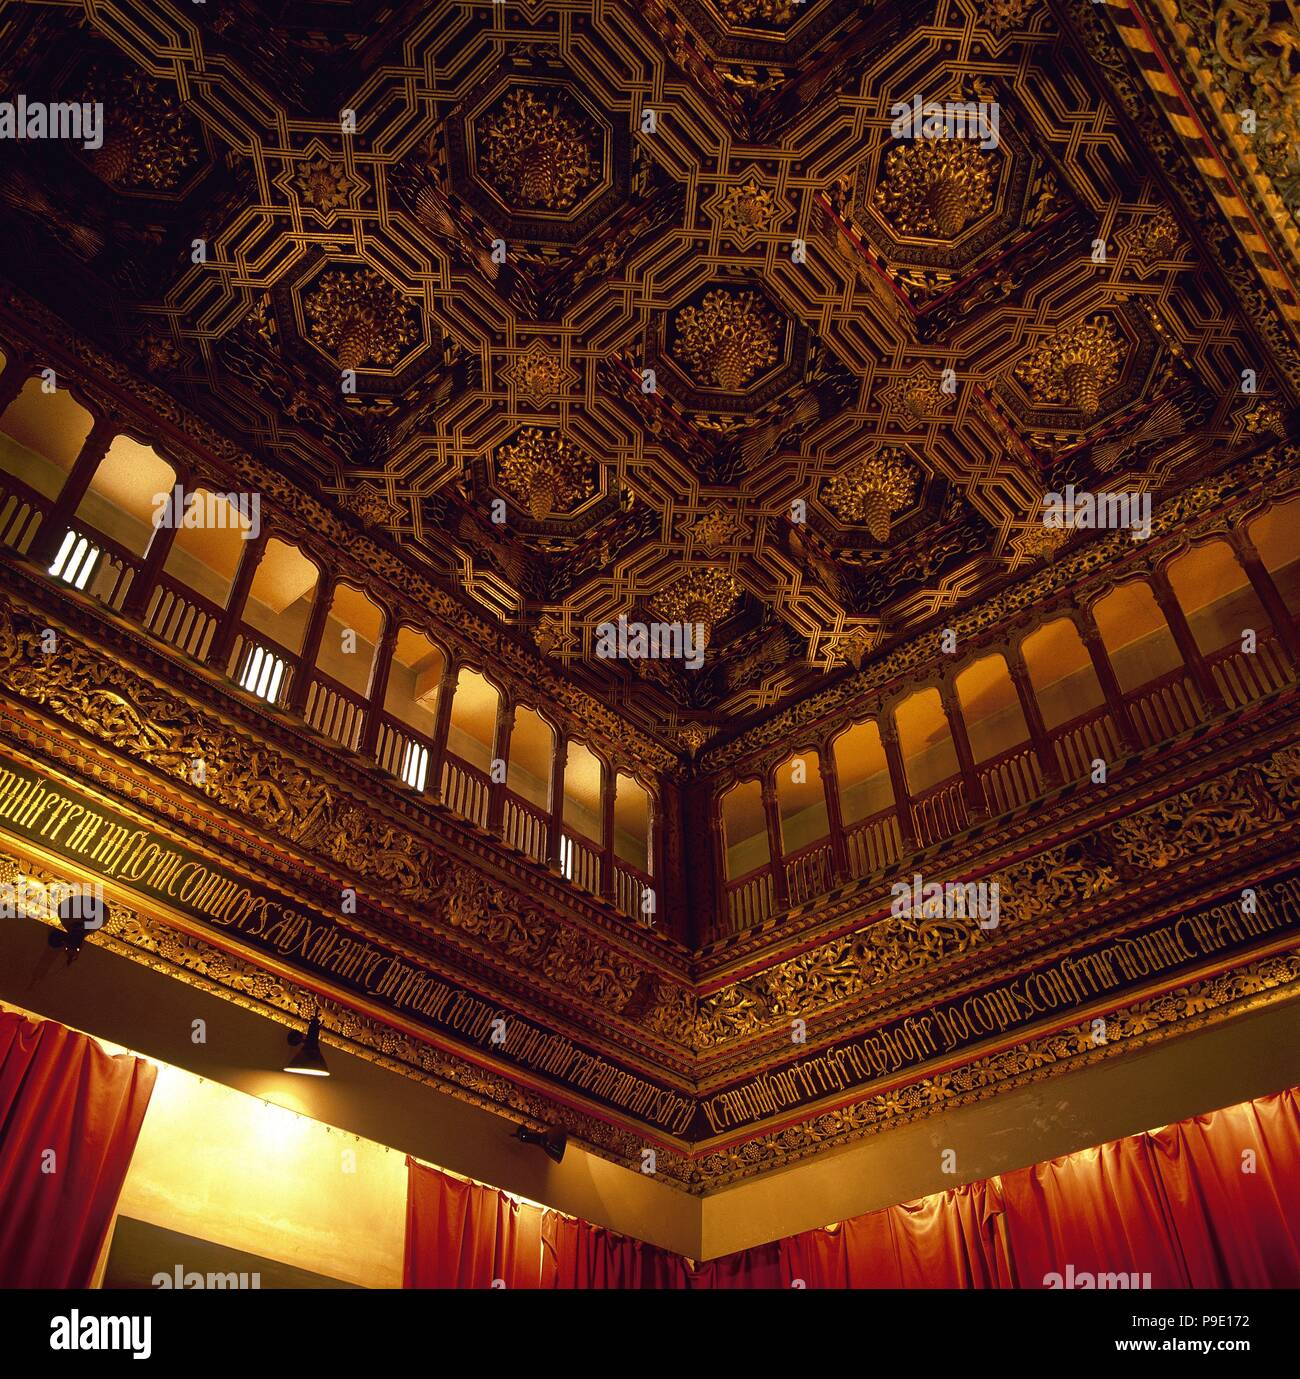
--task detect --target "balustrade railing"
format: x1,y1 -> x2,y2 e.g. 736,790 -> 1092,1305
227,630 -> 294,707
979,743 -> 1042,816
911,777 -> 969,848
440,753 -> 491,828
561,829 -> 601,896
374,715 -> 431,792
1125,668 -> 1201,747
844,809 -> 902,881
724,864 -> 775,933
1208,634 -> 1291,709
613,858 -> 653,922
0,470 -> 48,555
784,838 -> 833,907
1050,705 -> 1122,783
143,576 -> 222,661
304,669 -> 368,752
502,791 -> 549,864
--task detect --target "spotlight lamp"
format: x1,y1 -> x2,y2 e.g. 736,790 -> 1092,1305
47,894 -> 107,965
283,1015 -> 330,1077
514,1124 -> 567,1164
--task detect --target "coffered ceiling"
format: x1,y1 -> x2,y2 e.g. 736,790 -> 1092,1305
0,0 -> 1295,756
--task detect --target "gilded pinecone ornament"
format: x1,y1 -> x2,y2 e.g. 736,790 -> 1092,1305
496,428 -> 596,519
874,138 -> 994,239
651,569 -> 742,652
823,448 -> 918,541
479,89 -> 597,210
1016,316 -> 1123,417
674,289 -> 779,392
85,71 -> 198,191
304,268 -> 420,371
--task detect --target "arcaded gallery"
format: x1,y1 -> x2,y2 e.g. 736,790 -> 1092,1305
1,0 -> 1299,1334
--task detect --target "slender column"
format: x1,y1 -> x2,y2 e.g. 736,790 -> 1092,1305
546,733 -> 569,871
1006,643 -> 1064,787
427,659 -> 459,804
32,417 -> 116,564
285,571 -> 334,714
939,676 -> 987,818
121,465 -> 190,619
817,738 -> 850,883
878,710 -> 918,851
1226,526 -> 1300,666
599,761 -> 617,903
0,362 -> 31,416
207,526 -> 270,672
1073,604 -> 1138,750
487,695 -> 514,835
358,614 -> 399,757
761,769 -> 789,907
1148,566 -> 1227,714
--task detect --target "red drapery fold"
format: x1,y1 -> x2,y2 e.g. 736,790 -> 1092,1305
0,1010 -> 157,1288
405,1086 -> 1300,1287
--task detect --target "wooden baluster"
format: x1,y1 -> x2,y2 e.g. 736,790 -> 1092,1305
1148,565 -> 1228,715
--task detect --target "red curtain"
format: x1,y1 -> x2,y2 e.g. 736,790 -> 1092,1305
0,1009 -> 157,1287
405,1086 -> 1300,1287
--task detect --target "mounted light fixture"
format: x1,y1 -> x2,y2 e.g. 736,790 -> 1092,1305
47,892 -> 107,965
283,1015 -> 330,1077
514,1124 -> 567,1164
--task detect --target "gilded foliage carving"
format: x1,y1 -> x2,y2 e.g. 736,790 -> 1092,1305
0,593 -> 697,1026
1105,769 -> 1274,869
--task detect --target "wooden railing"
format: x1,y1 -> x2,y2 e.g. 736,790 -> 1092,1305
613,858 -> 653,923
502,791 -> 549,864
1050,705 -> 1122,783
374,714 -> 431,792
1125,668 -> 1201,747
724,864 -> 775,933
561,829 -> 602,896
227,630 -> 295,707
143,576 -> 222,661
1208,634 -> 1291,709
0,469 -> 48,555
844,809 -> 902,880
784,837 -> 833,907
440,753 -> 491,828
911,777 -> 969,848
978,742 -> 1042,816
304,668 -> 368,752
